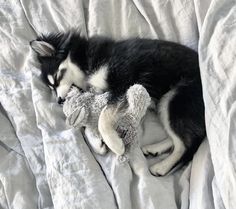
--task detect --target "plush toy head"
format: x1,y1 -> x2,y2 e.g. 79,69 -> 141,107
63,87 -> 93,127
63,86 -> 109,128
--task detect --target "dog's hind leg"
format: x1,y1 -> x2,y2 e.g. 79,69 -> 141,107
142,138 -> 173,156
147,89 -> 187,176
148,81 -> 205,176
149,138 -> 186,176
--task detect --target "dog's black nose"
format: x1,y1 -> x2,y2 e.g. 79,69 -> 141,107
57,97 -> 65,104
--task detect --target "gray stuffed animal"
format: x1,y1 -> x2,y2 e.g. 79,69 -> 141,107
63,84 -> 151,156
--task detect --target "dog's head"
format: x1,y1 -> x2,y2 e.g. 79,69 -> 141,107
30,32 -> 87,104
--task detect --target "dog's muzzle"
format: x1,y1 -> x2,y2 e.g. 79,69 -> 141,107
57,97 -> 65,105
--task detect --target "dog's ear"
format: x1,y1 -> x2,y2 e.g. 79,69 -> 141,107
30,40 -> 55,57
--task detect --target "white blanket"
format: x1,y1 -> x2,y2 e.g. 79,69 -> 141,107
0,0 -> 235,208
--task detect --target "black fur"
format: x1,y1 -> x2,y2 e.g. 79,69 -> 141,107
31,32 -> 206,169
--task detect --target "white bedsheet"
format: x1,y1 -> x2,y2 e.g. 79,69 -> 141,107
0,0 -> 235,208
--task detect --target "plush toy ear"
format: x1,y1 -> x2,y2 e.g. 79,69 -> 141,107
30,40 -> 55,57
67,106 -> 88,127
126,84 -> 151,120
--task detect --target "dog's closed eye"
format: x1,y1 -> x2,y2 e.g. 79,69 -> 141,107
56,68 -> 66,83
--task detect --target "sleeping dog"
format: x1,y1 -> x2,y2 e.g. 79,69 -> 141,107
30,32 -> 206,176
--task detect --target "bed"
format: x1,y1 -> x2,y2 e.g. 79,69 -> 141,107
0,0 -> 235,208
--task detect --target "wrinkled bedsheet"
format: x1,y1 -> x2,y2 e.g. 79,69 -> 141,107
0,0 -> 235,208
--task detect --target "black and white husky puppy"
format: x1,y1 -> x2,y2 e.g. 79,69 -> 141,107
30,32 -> 205,176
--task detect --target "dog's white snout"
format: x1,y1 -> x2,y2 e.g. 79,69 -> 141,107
56,84 -> 72,101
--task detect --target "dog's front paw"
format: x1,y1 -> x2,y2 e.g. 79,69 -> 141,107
84,128 -> 108,155
93,141 -> 108,155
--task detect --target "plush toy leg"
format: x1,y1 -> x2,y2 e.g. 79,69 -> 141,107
84,128 -> 107,155
98,105 -> 125,156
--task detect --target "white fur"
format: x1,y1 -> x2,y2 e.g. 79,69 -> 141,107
143,89 -> 186,176
47,75 -> 55,85
84,128 -> 107,155
56,54 -> 86,99
56,84 -> 71,100
98,106 -> 125,156
142,137 -> 173,155
58,57 -> 68,71
88,65 -> 108,93
56,58 -> 108,98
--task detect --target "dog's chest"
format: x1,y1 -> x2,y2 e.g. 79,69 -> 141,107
87,65 -> 108,93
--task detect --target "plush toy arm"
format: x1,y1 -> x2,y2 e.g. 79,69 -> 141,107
98,105 -> 126,156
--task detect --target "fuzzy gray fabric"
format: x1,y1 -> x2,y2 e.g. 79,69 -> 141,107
63,84 -> 151,155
